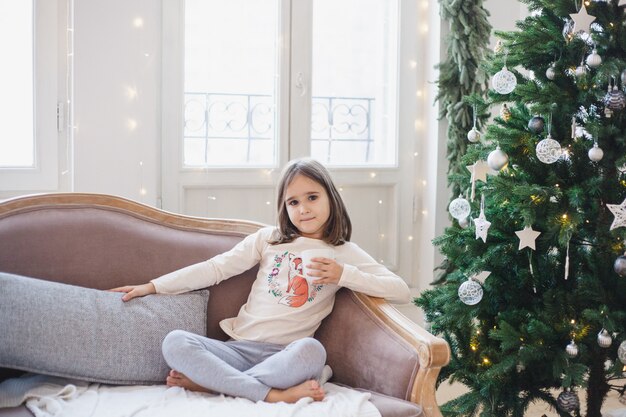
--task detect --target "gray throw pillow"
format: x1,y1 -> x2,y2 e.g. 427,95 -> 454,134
0,272 -> 209,385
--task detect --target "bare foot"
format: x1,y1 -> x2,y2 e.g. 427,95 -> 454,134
166,370 -> 213,394
265,380 -> 325,403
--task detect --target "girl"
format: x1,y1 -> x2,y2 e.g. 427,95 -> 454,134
111,158 -> 411,404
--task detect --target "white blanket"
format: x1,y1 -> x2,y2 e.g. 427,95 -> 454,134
0,375 -> 381,417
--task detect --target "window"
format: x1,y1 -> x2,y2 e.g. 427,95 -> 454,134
180,0 -> 399,168
0,0 -> 59,191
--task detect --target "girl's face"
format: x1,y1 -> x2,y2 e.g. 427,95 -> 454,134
284,174 -> 331,240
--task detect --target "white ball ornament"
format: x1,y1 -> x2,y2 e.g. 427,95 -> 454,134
575,64 -> 587,78
487,146 -> 509,171
618,340 -> 626,365
449,196 -> 471,220
467,127 -> 481,143
597,329 -> 612,348
458,216 -> 470,229
586,49 -> 602,68
492,66 -> 517,94
588,143 -> 604,162
458,279 -> 483,305
536,134 -> 562,164
546,64 -> 556,80
566,340 -> 579,358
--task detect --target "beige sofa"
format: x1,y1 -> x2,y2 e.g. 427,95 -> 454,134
0,193 -> 449,417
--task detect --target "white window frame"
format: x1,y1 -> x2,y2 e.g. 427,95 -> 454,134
0,0 -> 59,191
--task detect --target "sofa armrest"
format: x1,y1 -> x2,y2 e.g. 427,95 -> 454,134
315,289 -> 450,417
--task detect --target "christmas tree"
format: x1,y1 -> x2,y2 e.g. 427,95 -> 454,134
416,1 -> 626,416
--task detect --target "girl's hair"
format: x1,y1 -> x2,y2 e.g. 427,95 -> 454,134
269,158 -> 352,246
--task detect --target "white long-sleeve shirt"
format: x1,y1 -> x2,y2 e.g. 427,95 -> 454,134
152,227 -> 411,345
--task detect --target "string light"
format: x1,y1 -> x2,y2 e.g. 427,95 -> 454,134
133,17 -> 144,28
408,236 -> 414,241
409,60 -> 417,69
127,119 -> 138,131
369,172 -> 377,179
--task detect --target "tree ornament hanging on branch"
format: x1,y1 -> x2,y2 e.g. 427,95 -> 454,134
621,69 -> 626,85
449,195 -> 471,221
536,116 -> 562,164
604,79 -> 626,118
500,104 -> 512,121
566,340 -> 579,358
458,277 -> 483,305
588,142 -> 604,162
487,145 -> 509,171
467,104 -> 481,143
473,194 -> 491,243
597,329 -> 612,348
586,48 -> 602,68
515,225 -> 541,250
618,340 -> 626,364
575,59 -> 587,78
528,116 -> 545,134
546,63 -> 557,80
607,199 -> 626,230
492,65 -> 517,94
613,252 -> 626,276
557,389 -> 580,413
569,2 -> 596,35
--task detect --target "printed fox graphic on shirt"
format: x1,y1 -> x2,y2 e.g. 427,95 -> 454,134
278,253 -> 309,308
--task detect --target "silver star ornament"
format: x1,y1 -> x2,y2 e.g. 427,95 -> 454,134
569,3 -> 596,34
515,226 -> 541,251
607,198 -> 626,230
474,211 -> 491,243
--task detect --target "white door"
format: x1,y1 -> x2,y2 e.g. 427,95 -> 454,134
162,0 -> 419,282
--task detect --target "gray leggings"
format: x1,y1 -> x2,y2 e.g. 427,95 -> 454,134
161,330 -> 326,402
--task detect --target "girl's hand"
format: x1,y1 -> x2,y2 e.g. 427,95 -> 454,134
306,257 -> 343,285
109,282 -> 156,302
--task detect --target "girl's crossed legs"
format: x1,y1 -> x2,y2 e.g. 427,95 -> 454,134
161,330 -> 326,403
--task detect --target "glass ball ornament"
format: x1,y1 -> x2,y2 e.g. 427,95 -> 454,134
597,329 -> 612,348
528,116 -> 545,134
618,340 -> 626,365
458,216 -> 470,229
586,49 -> 602,68
546,63 -> 556,80
588,143 -> 604,162
487,146 -> 509,171
604,85 -> 626,111
566,340 -> 579,358
614,254 -> 626,277
536,134 -> 562,164
458,279 -> 483,305
557,390 -> 580,413
467,127 -> 481,143
449,196 -> 471,220
575,64 -> 587,78
492,66 -> 517,94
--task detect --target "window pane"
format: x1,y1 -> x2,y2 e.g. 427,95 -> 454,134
0,0 -> 34,167
184,0 -> 278,167
311,0 -> 398,166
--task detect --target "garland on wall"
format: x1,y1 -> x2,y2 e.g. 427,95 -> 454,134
435,0 -> 492,198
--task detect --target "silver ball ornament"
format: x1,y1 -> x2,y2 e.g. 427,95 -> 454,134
557,390 -> 580,413
546,64 -> 556,80
467,127 -> 481,143
487,146 -> 509,171
588,143 -> 604,162
458,279 -> 483,305
597,329 -> 612,348
619,340 -> 626,365
605,86 -> 626,111
566,340 -> 579,358
586,49 -> 602,68
449,196 -> 471,220
458,216 -> 470,229
536,135 -> 562,164
575,64 -> 587,78
614,255 -> 626,277
528,116 -> 545,134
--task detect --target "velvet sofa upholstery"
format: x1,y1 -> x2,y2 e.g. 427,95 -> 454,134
0,193 -> 450,417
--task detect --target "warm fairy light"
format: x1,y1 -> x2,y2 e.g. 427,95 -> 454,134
476,329 -> 481,334
571,319 -> 576,324
422,210 -> 428,215
414,152 -> 419,157
380,234 -> 385,238
409,60 -> 417,69
555,184 -> 560,187
422,180 -> 427,186
265,201 -> 271,205
482,357 -> 491,365
421,24 -> 429,34
584,0 -> 590,4
470,343 -> 478,351
562,214 -> 568,219
610,22 -> 614,27
125,86 -> 138,100
139,187 -> 147,196
416,90 -> 423,97
133,17 -> 144,28
378,200 -> 383,205
208,196 -> 217,201
127,119 -> 138,131
408,236 -> 414,241
370,172 -> 377,179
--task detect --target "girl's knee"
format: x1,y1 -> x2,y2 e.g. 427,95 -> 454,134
297,337 -> 327,367
162,329 -> 193,361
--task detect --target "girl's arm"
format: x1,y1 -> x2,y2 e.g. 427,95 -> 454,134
309,242 -> 411,303
150,227 -> 271,294
111,227 -> 271,301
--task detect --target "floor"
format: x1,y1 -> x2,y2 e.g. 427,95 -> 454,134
436,379 -> 626,416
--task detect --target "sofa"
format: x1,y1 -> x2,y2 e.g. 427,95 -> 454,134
0,193 -> 450,417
